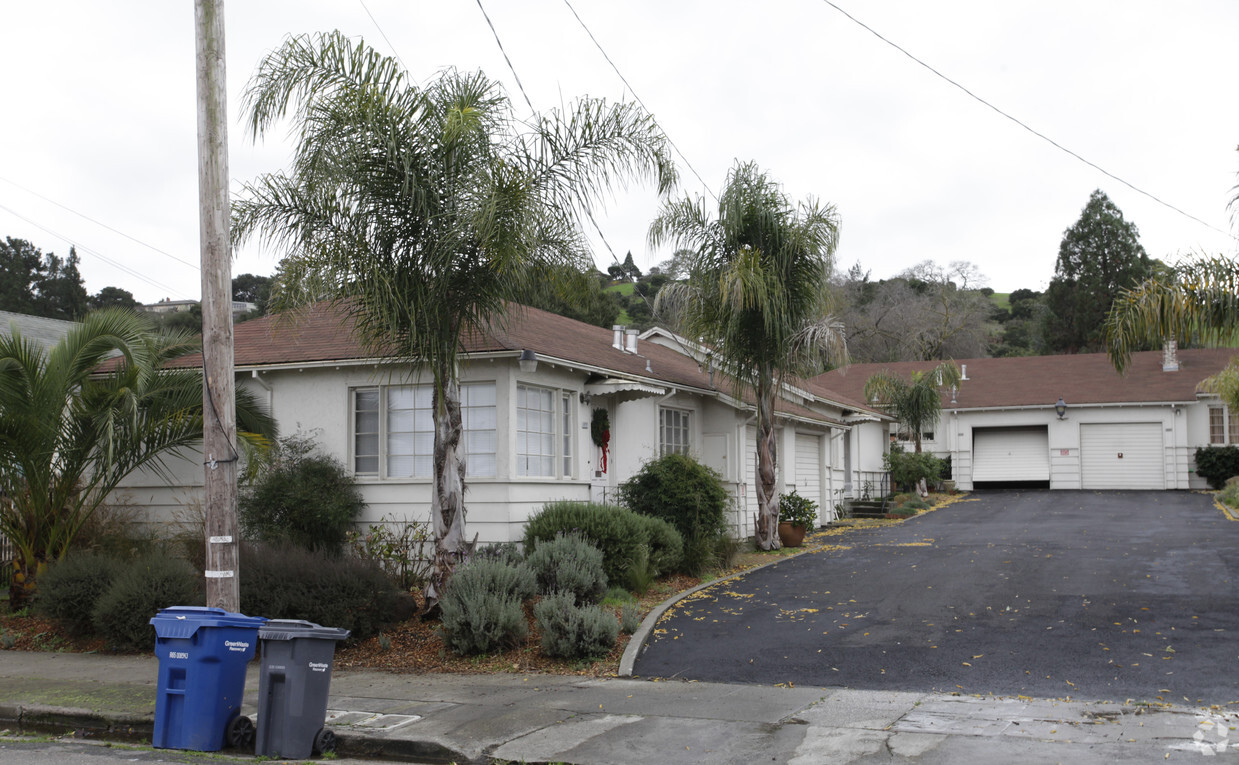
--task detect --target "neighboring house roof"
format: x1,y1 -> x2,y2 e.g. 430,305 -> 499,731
813,348 -> 1239,411
0,310 -> 75,351
170,302 -> 853,426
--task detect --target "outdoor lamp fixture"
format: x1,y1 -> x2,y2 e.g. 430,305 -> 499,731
1054,397 -> 1067,420
579,391 -> 593,405
518,349 -> 538,373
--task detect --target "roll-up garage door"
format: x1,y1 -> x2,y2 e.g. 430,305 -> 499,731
972,426 -> 1050,483
794,434 -> 823,521
1080,422 -> 1164,490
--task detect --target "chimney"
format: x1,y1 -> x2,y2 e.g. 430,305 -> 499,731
624,329 -> 639,354
961,364 -> 969,380
1163,338 -> 1179,372
612,325 -> 625,350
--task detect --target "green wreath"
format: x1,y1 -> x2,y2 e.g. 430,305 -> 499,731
590,408 -> 610,448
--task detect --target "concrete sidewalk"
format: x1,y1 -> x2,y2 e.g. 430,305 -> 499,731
0,651 -> 1234,763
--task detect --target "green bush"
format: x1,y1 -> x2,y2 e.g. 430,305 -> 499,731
1195,446 -> 1239,490
884,444 -> 944,493
345,515 -> 432,591
1219,482 -> 1239,508
534,591 -> 618,660
240,434 -> 365,554
239,542 -> 411,641
619,602 -> 641,635
618,454 -> 730,576
37,552 -> 126,637
472,542 -> 527,567
777,489 -> 819,529
631,515 -> 683,577
92,554 -> 202,651
525,533 -> 608,604
438,558 -> 535,655
524,501 -> 646,585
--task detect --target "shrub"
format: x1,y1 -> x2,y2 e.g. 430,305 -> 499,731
240,434 -> 365,554
346,515 -> 433,591
239,542 -> 411,641
618,453 -> 730,576
438,558 -> 535,655
472,541 -> 527,567
37,552 -> 126,637
631,515 -> 683,577
884,444 -> 944,493
525,533 -> 607,604
1219,482 -> 1239,509
92,554 -> 202,651
524,501 -> 646,585
534,591 -> 619,660
619,602 -> 641,635
777,490 -> 819,529
1195,446 -> 1239,490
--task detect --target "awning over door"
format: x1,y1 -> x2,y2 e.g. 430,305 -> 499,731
972,426 -> 1050,483
1080,422 -> 1165,490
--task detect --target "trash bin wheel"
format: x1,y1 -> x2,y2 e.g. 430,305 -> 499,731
313,727 -> 337,754
225,714 -> 255,750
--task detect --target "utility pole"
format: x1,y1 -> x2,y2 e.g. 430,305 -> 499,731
194,0 -> 240,612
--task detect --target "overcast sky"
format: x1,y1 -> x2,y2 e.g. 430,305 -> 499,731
2,1 -> 1236,305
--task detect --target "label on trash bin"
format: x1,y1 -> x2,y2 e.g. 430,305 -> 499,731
169,651 -> 189,659
225,640 -> 251,652
309,662 -> 330,672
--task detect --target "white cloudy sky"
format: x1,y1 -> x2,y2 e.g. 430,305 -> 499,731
1,1 -> 1236,305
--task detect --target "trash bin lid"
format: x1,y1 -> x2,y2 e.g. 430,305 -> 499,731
259,618 -> 350,642
150,606 -> 267,639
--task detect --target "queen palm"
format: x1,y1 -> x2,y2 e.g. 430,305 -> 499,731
651,162 -> 847,551
1106,256 -> 1239,405
862,362 -> 962,454
232,32 -> 675,606
0,309 -> 275,610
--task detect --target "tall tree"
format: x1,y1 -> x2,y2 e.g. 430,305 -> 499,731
232,273 -> 273,315
232,32 -> 675,607
651,161 -> 848,551
1045,190 -> 1151,353
0,239 -> 89,319
89,286 -> 139,312
0,309 -> 275,610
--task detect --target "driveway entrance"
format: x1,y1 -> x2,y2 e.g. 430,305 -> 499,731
633,491 -> 1239,703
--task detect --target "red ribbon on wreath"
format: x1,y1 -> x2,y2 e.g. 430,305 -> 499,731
600,428 -> 611,473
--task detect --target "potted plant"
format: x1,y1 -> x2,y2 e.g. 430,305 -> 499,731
777,490 -> 819,548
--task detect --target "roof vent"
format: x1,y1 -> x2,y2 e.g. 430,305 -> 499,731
612,325 -> 625,351
1163,338 -> 1179,372
960,364 -> 969,380
625,328 -> 639,354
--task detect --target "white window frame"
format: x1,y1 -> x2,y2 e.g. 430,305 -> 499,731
352,383 -> 496,479
660,407 -> 692,456
1209,405 -> 1239,445
516,383 -> 574,478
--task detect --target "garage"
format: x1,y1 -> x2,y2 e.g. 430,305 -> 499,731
794,433 -> 823,521
972,426 -> 1050,486
1080,422 -> 1165,490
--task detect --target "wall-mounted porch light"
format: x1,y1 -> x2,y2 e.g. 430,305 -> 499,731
519,349 -> 538,373
1054,397 -> 1067,420
579,391 -> 593,405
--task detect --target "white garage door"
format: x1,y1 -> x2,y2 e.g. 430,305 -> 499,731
972,426 -> 1050,482
1080,422 -> 1164,490
794,434 -> 823,521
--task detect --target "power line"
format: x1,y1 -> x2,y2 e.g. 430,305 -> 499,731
0,175 -> 200,269
358,0 -> 411,75
473,0 -> 536,116
818,0 -> 1237,241
560,0 -> 716,201
0,202 -> 191,298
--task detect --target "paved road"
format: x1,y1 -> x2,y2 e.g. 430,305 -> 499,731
634,490 -> 1239,703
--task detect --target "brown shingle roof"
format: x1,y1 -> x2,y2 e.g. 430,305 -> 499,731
812,349 -> 1239,410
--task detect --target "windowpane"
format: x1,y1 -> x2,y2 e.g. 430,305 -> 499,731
517,384 -> 557,476
1230,409 -> 1239,446
354,388 -> 380,474
462,383 -> 496,478
660,408 -> 691,456
356,382 -> 496,480
1211,408 -> 1226,444
389,384 -> 433,478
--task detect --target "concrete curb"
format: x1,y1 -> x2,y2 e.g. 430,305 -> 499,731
0,702 -> 151,741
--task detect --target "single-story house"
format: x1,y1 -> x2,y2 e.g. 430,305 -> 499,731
812,343 -> 1239,491
119,303 -> 889,542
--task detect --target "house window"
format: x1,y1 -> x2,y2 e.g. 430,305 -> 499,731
517,384 -> 558,477
562,391 -> 573,476
1209,406 -> 1239,445
353,383 -> 496,478
660,407 -> 691,456
894,429 -> 933,444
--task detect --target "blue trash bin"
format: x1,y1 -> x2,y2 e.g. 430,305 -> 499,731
150,606 -> 266,751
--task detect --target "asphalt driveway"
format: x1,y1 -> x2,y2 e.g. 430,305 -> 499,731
633,490 -> 1239,703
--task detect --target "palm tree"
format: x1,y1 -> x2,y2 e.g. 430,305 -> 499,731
862,362 -> 962,454
651,162 -> 848,551
1106,256 -> 1239,406
232,32 -> 676,607
0,309 -> 275,610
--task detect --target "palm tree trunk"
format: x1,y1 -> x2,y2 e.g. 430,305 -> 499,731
754,382 -> 781,551
423,364 -> 473,613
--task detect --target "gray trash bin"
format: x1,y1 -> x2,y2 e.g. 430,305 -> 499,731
255,619 -> 350,759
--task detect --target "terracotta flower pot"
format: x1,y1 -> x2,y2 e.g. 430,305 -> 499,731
778,521 -> 807,548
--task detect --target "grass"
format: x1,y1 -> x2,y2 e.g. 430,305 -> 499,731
990,292 -> 1011,311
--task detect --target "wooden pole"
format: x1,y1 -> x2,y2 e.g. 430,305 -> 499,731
194,0 -> 239,612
